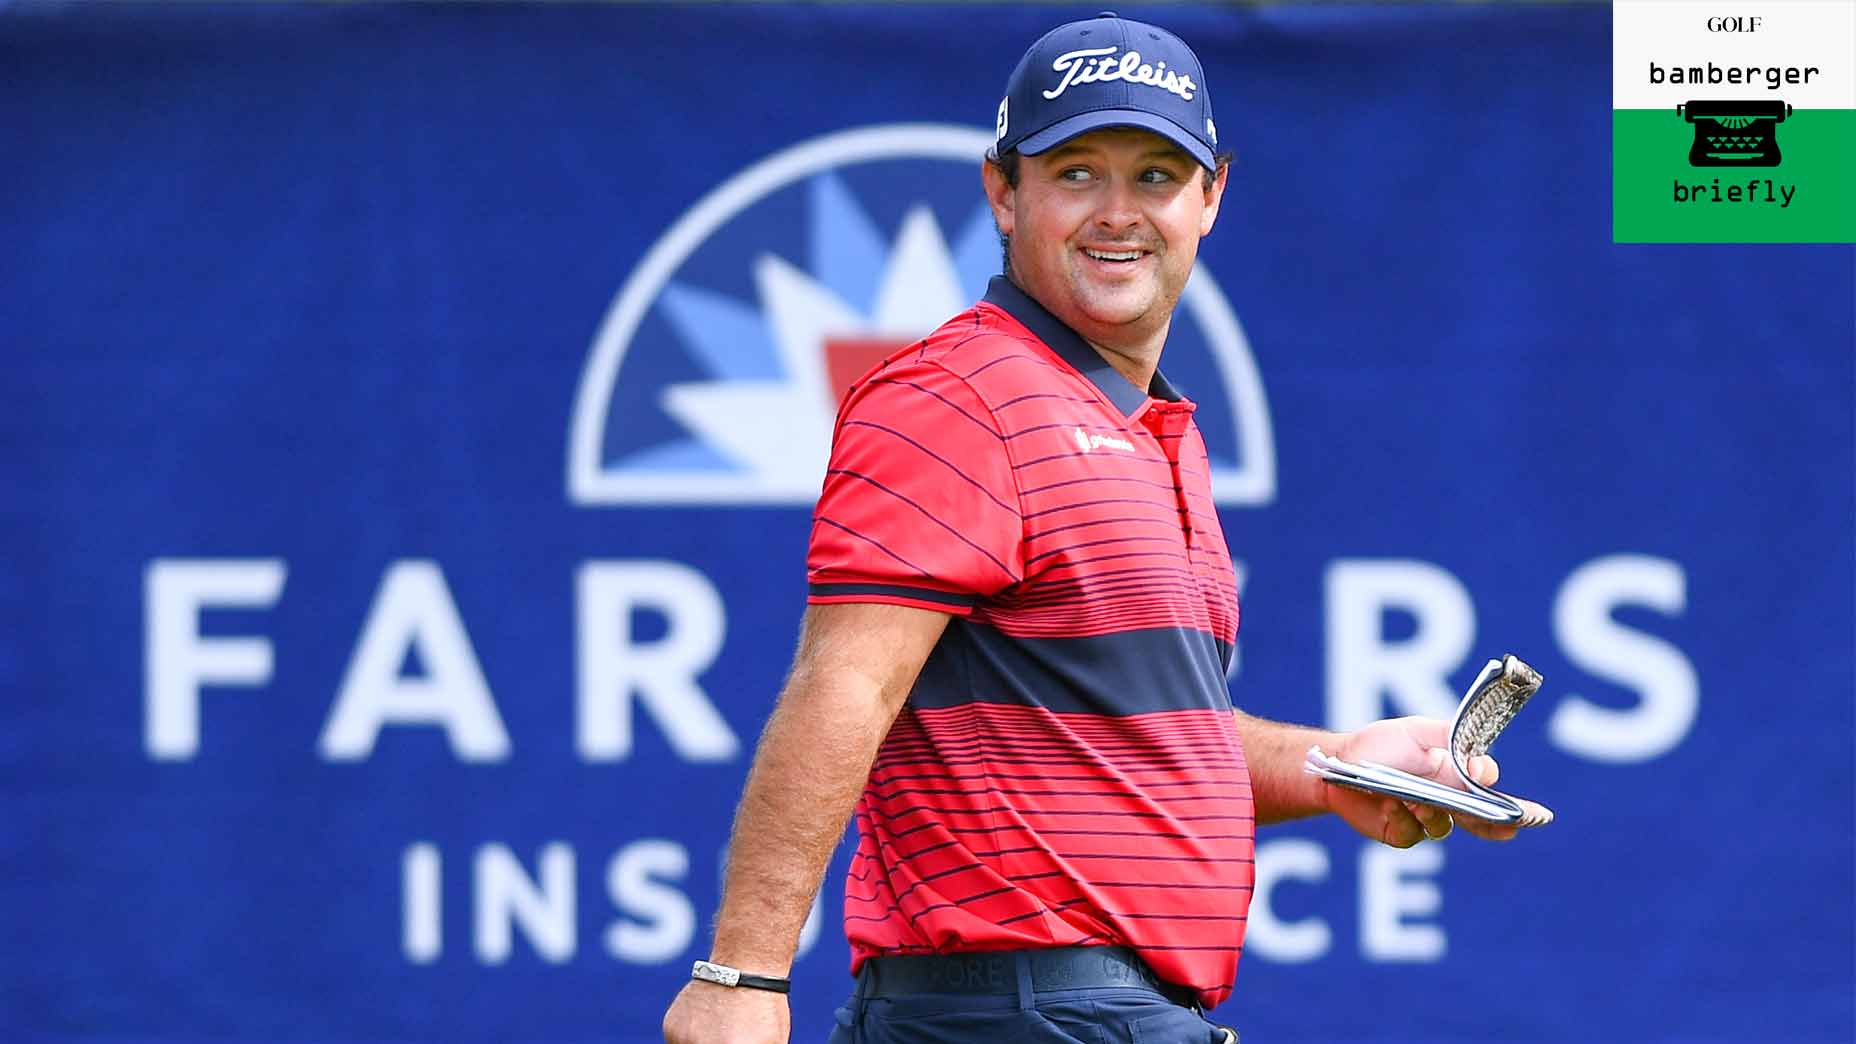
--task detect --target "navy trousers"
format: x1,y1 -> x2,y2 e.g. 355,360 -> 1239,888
826,961 -> 1236,1044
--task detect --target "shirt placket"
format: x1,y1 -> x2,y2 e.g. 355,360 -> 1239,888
1137,400 -> 1198,548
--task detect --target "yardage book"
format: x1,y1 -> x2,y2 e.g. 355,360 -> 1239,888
1305,655 -> 1556,828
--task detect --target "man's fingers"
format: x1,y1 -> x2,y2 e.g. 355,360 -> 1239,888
1332,787 -> 1425,848
1468,754 -> 1500,786
1406,801 -> 1454,840
1454,813 -> 1520,842
1332,786 -> 1521,848
1378,800 -> 1426,848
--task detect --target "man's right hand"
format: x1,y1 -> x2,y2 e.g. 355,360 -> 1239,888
662,980 -> 790,1044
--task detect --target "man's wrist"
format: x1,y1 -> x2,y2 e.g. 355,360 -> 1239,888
1313,767 -> 1335,814
709,923 -> 796,979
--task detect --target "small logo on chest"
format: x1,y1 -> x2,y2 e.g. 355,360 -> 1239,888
1073,426 -> 1136,453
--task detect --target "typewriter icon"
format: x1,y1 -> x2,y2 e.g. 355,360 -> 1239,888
1677,100 -> 1792,167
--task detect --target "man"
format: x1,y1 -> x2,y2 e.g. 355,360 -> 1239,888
663,13 -> 1518,1043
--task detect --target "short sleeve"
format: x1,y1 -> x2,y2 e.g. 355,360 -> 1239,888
807,360 -> 1023,614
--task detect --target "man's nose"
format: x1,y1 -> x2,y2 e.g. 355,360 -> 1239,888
1093,176 -> 1144,233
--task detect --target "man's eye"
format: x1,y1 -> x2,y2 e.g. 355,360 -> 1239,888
1140,168 -> 1177,184
1060,167 -> 1093,182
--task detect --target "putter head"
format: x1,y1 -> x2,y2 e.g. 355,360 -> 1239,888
1451,654 -> 1543,763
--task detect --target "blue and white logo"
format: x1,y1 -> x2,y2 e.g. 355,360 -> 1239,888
567,124 -> 1275,507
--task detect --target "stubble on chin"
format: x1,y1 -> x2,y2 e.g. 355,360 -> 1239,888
1068,273 -> 1160,331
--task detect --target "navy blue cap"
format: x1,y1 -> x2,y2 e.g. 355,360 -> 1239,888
991,12 -> 1217,169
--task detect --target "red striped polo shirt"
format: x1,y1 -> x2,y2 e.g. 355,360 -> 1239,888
807,276 -> 1252,1009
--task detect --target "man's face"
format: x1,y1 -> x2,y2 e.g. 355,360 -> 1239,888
983,128 -> 1226,351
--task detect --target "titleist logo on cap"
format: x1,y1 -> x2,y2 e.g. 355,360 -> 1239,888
1044,47 -> 1198,102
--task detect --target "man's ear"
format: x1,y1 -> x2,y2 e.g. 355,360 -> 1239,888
981,159 -> 1015,238
1199,161 -> 1228,237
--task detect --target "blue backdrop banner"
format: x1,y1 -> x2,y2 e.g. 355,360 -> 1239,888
4,4 -> 1852,1042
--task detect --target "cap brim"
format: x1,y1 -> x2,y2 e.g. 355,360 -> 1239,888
1016,109 -> 1216,170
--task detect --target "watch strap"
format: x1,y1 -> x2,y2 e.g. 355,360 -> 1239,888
691,959 -> 792,994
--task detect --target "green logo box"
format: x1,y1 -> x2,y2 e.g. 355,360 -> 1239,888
1614,105 -> 1855,243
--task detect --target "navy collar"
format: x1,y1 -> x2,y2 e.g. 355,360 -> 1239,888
982,276 -> 1182,417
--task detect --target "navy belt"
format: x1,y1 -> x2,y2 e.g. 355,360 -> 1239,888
860,945 -> 1200,1010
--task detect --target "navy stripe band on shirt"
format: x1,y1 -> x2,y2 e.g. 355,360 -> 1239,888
909,622 -> 1234,716
809,583 -> 978,608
